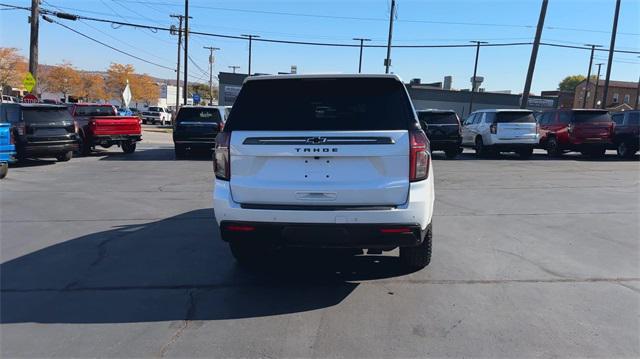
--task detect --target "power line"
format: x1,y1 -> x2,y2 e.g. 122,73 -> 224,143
43,17 -> 175,71
3,3 -> 638,54
95,0 -> 640,36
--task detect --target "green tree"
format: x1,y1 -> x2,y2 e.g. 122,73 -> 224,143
558,75 -> 598,92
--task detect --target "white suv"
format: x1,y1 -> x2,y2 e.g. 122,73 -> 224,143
213,74 -> 435,269
461,109 -> 538,158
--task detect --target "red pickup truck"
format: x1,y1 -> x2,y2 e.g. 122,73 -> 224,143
69,103 -> 142,155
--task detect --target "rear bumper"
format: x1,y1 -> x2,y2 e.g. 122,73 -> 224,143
173,139 -> 216,148
220,221 -> 427,248
0,144 -> 16,163
20,142 -> 78,156
430,138 -> 461,150
90,135 -> 141,144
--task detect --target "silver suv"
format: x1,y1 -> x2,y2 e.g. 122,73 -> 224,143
461,109 -> 538,158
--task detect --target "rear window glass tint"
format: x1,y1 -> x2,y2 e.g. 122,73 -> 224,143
74,106 -> 115,116
23,108 -> 73,123
572,111 -> 611,123
418,112 -> 458,125
627,112 -> 639,125
176,108 -> 222,123
495,112 -> 535,123
226,78 -> 414,131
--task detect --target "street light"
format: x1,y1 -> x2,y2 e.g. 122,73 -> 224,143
353,38 -> 371,73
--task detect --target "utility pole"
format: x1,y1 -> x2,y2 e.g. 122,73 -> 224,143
228,66 -> 240,74
384,0 -> 396,74
241,34 -> 260,75
353,38 -> 371,73
635,67 -> 640,110
170,14 -> 187,107
592,63 -> 604,108
601,0 -> 621,109
468,41 -> 487,115
582,44 -> 602,108
29,0 -> 40,90
203,46 -> 220,103
183,0 -> 189,105
521,0 -> 548,109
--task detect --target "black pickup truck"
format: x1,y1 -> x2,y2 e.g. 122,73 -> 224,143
611,110 -> 639,158
0,103 -> 78,162
416,109 -> 463,159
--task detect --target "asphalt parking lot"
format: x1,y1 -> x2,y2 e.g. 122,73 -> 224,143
1,130 -> 639,358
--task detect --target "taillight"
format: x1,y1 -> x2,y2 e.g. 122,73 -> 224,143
16,123 -> 25,136
10,129 -> 15,144
214,131 -> 231,180
490,123 -> 497,134
567,123 -> 573,135
409,130 -> 430,182
226,224 -> 255,232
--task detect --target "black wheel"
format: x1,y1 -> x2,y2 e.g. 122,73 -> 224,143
617,141 -> 635,159
78,134 -> 91,156
444,148 -> 458,159
400,223 -> 432,269
582,147 -> 606,158
229,240 -> 269,265
517,147 -> 533,159
122,141 -> 136,154
546,137 -> 561,157
474,137 -> 487,157
56,151 -> 73,162
174,144 -> 187,159
0,162 -> 7,179
142,119 -> 147,125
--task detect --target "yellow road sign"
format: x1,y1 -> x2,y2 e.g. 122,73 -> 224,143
23,72 -> 36,92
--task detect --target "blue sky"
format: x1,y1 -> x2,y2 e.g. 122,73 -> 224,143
1,0 -> 638,94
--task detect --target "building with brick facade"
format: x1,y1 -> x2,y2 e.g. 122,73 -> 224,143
574,79 -> 639,109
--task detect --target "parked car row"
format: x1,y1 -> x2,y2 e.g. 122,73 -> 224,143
172,105 -> 231,157
417,107 -> 638,159
0,102 -> 143,178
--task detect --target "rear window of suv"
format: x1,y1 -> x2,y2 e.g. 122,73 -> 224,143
495,111 -> 536,123
176,108 -> 222,123
225,78 -> 415,131
23,107 -> 73,123
417,112 -> 458,125
572,111 -> 611,123
74,105 -> 116,117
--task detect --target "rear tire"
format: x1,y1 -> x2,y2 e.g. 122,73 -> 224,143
517,147 -> 533,159
78,135 -> 91,156
617,140 -> 636,159
174,144 -> 187,159
400,223 -> 432,269
56,151 -> 73,162
122,141 -> 136,154
444,148 -> 458,159
0,162 -> 8,179
546,137 -> 561,157
229,240 -> 267,265
475,137 -> 487,157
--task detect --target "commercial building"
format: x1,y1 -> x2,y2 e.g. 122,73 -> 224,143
574,79 -> 639,110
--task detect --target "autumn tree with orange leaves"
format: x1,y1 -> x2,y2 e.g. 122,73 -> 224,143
78,73 -> 107,102
45,61 -> 82,101
0,47 -> 27,93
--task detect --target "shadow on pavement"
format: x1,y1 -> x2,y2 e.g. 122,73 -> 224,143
1,208 -> 413,324
432,150 -> 639,162
98,148 -> 213,162
9,158 -> 57,168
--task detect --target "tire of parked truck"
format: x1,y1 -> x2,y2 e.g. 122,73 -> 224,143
582,147 -> 606,158
122,141 -> 136,154
546,137 -> 561,157
517,147 -> 533,159
56,151 -> 73,162
475,137 -> 488,158
400,223 -> 432,269
444,148 -> 458,159
0,162 -> 8,179
78,134 -> 92,156
174,144 -> 187,159
616,140 -> 636,159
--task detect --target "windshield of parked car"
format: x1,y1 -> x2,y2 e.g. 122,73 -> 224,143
74,105 -> 116,117
628,112 -> 640,125
176,108 -> 222,123
417,112 -> 459,125
495,112 -> 536,123
572,111 -> 611,123
226,78 -> 414,131
23,107 -> 74,123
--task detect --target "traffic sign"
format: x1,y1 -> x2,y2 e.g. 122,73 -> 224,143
193,93 -> 201,104
23,72 -> 36,93
22,94 -> 38,103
